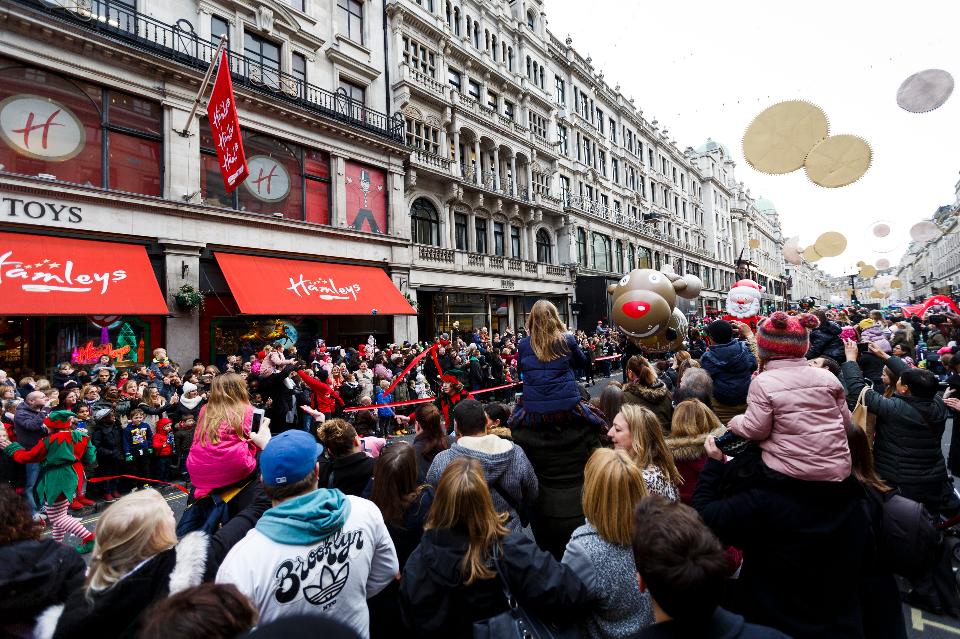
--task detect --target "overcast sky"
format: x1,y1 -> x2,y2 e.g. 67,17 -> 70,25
547,0 -> 960,276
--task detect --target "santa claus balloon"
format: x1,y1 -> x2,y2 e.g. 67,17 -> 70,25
723,279 -> 762,332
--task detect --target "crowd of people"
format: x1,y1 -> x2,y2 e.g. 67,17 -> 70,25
1,300 -> 960,638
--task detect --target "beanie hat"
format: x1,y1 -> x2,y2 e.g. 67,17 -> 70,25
858,318 -> 875,331
757,312 -> 819,360
839,326 -> 858,341
706,320 -> 734,344
44,410 -> 75,430
94,407 -> 114,422
181,381 -> 198,394
261,430 -> 319,486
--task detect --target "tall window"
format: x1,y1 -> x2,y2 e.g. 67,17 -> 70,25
405,120 -> 440,154
292,52 -> 306,97
411,198 -> 440,245
596,109 -> 605,134
337,0 -> 364,44
536,229 -> 552,264
467,79 -> 481,100
338,79 -> 365,121
526,10 -> 536,30
455,213 -> 467,250
448,68 -> 462,91
243,31 -> 281,88
557,125 -> 568,155
475,218 -> 488,253
615,240 -> 624,273
598,150 -> 606,176
529,112 -> 547,138
592,233 -> 611,271
504,100 -> 515,121
628,244 -> 636,270
560,176 -> 571,205
511,225 -> 521,257
211,15 -> 230,43
493,222 -> 505,256
453,7 -> 460,35
612,158 -> 619,184
555,75 -> 566,105
577,227 -> 588,265
402,36 -> 436,77
610,119 -> 617,144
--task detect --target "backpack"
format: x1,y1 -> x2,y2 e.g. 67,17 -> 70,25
870,489 -> 941,579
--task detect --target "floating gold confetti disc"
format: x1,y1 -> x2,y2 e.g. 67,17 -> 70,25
803,245 -> 822,262
743,101 -> 829,175
804,135 -> 872,188
860,265 -> 878,278
891,279 -> 902,289
813,231 -> 847,257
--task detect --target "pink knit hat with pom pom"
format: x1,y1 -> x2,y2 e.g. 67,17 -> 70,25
756,311 -> 820,360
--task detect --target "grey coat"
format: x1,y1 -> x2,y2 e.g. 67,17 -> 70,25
562,523 -> 654,639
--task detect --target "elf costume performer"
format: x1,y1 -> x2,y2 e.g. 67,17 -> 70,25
436,373 -> 473,428
0,410 -> 97,553
722,279 -> 763,333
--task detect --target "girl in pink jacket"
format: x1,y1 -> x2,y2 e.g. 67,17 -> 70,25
258,343 -> 296,377
187,373 -> 271,498
726,312 -> 852,482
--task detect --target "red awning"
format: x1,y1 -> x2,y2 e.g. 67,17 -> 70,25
214,252 -> 416,315
0,231 -> 168,315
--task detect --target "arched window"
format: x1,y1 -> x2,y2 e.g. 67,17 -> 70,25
453,7 -> 460,35
592,233 -> 611,272
527,9 -> 536,30
536,229 -> 552,264
577,227 -> 587,265
615,240 -> 624,274
627,243 -> 636,271
411,197 -> 440,246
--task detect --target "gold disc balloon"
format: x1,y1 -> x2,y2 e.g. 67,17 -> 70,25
859,264 -> 878,278
869,290 -> 885,299
856,260 -> 865,267
891,279 -> 902,289
813,231 -> 847,257
803,245 -> 822,262
748,238 -> 760,249
742,100 -> 829,175
804,134 -> 872,188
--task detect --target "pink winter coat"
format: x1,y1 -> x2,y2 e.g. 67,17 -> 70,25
728,358 -> 851,482
186,404 -> 258,498
259,351 -> 294,377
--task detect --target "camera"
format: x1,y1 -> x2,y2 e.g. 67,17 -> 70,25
714,430 -> 753,456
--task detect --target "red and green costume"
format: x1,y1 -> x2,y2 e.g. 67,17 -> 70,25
436,374 -> 473,428
3,411 -> 96,552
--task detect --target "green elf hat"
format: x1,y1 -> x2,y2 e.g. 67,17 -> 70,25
44,410 -> 76,430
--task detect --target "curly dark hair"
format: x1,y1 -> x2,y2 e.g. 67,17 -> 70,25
0,482 -> 42,544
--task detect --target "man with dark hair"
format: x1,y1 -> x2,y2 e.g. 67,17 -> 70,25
425,399 -> 537,531
217,430 -> 398,637
631,496 -> 788,638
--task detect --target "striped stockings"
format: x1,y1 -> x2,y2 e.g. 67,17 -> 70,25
48,499 -> 93,544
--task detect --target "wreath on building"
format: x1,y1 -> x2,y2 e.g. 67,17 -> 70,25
404,292 -> 419,311
174,284 -> 205,312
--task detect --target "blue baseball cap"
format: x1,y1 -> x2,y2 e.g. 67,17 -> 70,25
261,430 -> 321,486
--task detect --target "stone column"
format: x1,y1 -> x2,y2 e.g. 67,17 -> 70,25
473,138 -> 482,185
160,240 -> 204,366
387,169 -> 406,238
525,158 -> 534,195
527,221 -> 537,259
467,211 -> 477,252
331,155 -> 347,228
519,225 -> 528,260
163,104 -> 200,203
451,127 -> 462,177
492,147 -> 501,192
448,204 -> 458,248
509,155 -> 517,195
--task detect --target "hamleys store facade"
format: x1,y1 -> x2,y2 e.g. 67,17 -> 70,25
0,1 -> 416,376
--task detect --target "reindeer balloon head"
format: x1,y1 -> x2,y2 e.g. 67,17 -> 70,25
607,269 -> 703,349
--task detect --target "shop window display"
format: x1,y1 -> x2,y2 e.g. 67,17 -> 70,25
0,59 -> 162,196
345,161 -> 388,234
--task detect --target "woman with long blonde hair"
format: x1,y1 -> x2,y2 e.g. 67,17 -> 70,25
49,488 -> 268,637
186,373 -> 271,502
400,457 -> 590,638
665,399 -> 722,504
609,405 -> 682,501
562,449 -> 653,638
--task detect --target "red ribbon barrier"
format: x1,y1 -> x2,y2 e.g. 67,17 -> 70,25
382,344 -> 437,396
342,381 -> 524,411
88,474 -> 190,494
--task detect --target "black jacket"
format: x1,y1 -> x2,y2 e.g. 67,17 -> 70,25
693,458 -> 871,639
0,539 -> 85,639
140,398 -> 207,426
805,321 -> 844,361
700,341 -> 757,406
634,608 -> 790,639
842,357 -> 949,487
399,529 -> 590,639
319,451 -> 375,497
52,487 -> 270,639
90,422 -> 124,462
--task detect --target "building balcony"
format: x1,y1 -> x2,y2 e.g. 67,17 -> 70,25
415,245 -> 570,281
15,0 -> 404,143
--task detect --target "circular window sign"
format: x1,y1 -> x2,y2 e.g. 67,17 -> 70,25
243,155 -> 291,202
0,94 -> 86,161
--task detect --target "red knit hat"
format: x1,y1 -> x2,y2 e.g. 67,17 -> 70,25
441,373 -> 461,385
44,410 -> 76,431
756,311 -> 819,360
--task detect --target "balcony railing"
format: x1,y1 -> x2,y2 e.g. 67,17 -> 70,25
418,246 -> 455,263
412,149 -> 452,170
414,245 -> 567,280
17,0 -> 405,143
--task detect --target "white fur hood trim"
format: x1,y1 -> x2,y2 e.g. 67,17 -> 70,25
169,531 -> 209,594
34,604 -> 63,639
457,433 -> 513,455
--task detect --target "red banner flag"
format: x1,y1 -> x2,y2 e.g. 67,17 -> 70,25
206,49 -> 248,192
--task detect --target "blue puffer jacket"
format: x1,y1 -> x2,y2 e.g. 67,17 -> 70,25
517,334 -> 587,414
700,340 -> 757,406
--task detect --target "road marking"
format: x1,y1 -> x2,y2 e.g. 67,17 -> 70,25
912,607 -> 960,634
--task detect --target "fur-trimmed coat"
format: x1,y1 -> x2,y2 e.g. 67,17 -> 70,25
39,488 -> 271,639
665,433 -> 709,505
622,382 -> 674,434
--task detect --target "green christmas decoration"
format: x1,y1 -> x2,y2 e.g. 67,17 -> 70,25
117,323 -> 138,362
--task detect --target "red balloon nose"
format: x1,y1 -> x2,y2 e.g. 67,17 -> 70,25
621,301 -> 651,319
736,297 -> 747,304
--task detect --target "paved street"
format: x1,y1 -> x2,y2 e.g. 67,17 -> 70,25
54,374 -> 960,636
